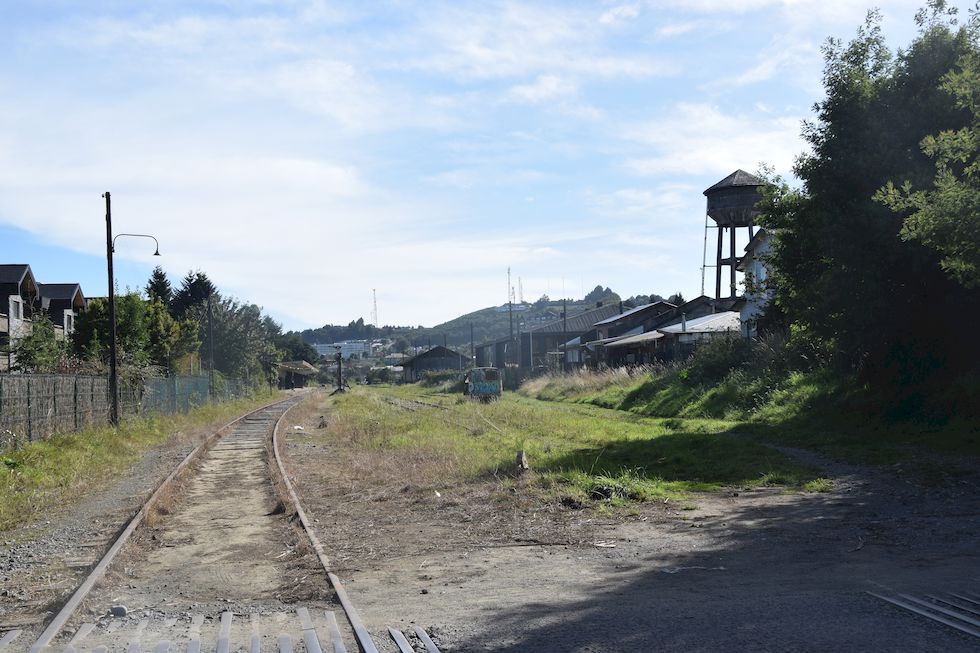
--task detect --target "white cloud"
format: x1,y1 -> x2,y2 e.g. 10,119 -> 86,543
506,75 -> 577,104
621,103 -> 804,177
600,4 -> 641,26
396,2 -> 677,81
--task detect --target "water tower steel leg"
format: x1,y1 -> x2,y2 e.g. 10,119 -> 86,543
730,225 -> 737,298
715,228 -> 723,299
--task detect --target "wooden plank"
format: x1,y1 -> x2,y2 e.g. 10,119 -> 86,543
927,595 -> 980,617
387,628 -> 414,653
0,630 -> 23,651
187,614 -> 204,653
296,607 -> 322,653
277,634 -> 293,653
66,622 -> 96,647
899,594 -> 980,629
952,592 -> 980,607
250,613 -> 261,653
92,647 -> 108,653
296,608 -> 315,632
126,618 -> 149,653
413,626 -> 442,653
324,613 -> 347,653
153,641 -> 170,653
216,611 -> 233,653
868,592 -> 980,639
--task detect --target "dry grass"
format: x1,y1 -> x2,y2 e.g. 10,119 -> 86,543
520,364 -> 669,403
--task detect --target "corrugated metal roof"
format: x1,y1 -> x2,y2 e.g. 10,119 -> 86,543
659,311 -> 741,334
593,301 -> 674,326
703,169 -> 765,195
528,303 -> 621,334
277,360 -> 318,375
587,325 -> 643,346
604,330 -> 665,348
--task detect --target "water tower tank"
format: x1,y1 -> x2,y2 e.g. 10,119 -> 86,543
702,170 -> 765,299
703,169 -> 764,227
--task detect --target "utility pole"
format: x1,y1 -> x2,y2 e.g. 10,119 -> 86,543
443,333 -> 447,348
562,297 -> 568,372
104,192 -> 119,425
335,350 -> 344,392
470,322 -> 474,364
207,293 -> 215,400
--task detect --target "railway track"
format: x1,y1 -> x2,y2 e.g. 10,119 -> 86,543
1,396 -> 441,653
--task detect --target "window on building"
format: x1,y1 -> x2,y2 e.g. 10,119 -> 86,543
11,299 -> 21,320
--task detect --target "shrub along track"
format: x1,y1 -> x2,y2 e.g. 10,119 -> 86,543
3,396 -> 440,653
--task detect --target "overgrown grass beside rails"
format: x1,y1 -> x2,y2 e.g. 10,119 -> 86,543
519,338 -> 980,469
0,392 -> 284,532
310,385 -> 820,509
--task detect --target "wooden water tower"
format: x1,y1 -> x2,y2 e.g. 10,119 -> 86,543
701,169 -> 764,299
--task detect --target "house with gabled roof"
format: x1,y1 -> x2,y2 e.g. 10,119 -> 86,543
38,283 -> 86,336
1,264 -> 39,371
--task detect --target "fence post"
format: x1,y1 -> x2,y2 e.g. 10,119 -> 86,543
50,376 -> 56,439
74,376 -> 79,430
172,376 -> 178,414
26,377 -> 32,443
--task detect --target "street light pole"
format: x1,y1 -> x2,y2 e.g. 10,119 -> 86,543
104,192 -> 119,425
103,191 -> 161,426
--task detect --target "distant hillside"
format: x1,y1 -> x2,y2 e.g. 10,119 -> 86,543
290,286 -> 683,350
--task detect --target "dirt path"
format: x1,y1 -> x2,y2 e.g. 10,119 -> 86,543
284,395 -> 980,652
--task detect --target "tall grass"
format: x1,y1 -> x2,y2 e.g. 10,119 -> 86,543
311,387 -> 818,505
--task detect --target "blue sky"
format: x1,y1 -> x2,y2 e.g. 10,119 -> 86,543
0,0 -> 967,330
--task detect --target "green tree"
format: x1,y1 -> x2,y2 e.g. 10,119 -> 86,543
877,10 -> 980,288
171,270 -> 216,319
145,266 -> 173,307
72,292 -> 151,366
761,3 -> 980,384
13,312 -> 66,372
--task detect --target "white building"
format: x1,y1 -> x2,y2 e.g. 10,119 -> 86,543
313,340 -> 371,359
737,229 -> 775,338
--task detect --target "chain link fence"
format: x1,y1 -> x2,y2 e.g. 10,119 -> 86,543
0,373 -> 253,449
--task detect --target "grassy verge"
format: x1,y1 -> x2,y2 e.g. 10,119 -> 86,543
316,386 -> 821,509
0,392 -> 284,531
521,356 -> 980,471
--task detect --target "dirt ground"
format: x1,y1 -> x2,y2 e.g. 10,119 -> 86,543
282,392 -> 980,652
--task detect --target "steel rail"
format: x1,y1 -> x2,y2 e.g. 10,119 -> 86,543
272,400 -> 381,653
28,395 -> 294,653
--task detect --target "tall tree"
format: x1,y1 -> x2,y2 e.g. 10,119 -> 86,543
171,270 -> 217,319
877,8 -> 980,288
145,266 -> 173,307
761,3 -> 980,386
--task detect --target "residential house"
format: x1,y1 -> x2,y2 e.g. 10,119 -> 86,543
38,283 -> 86,337
0,264 -> 39,371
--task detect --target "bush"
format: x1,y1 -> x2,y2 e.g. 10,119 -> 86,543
419,369 -> 464,388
